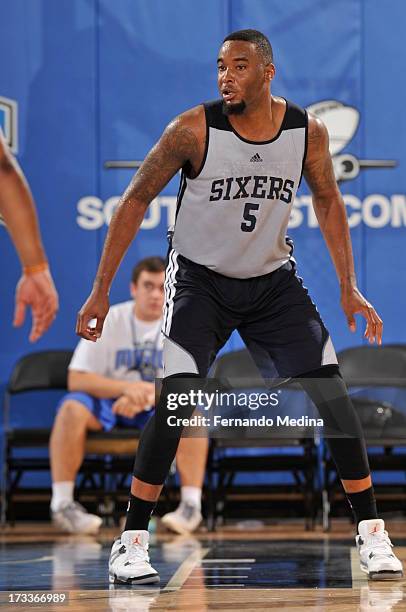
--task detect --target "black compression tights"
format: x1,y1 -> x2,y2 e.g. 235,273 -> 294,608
298,365 -> 370,480
133,374 -> 200,485
132,366 -> 370,485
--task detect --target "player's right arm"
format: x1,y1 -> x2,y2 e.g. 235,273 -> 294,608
0,129 -> 59,342
76,109 -> 203,341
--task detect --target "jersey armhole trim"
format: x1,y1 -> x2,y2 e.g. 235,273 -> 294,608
174,171 -> 187,221
187,105 -> 210,180
298,109 -> 308,188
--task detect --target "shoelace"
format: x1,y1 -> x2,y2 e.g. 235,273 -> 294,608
126,542 -> 149,564
364,530 -> 394,558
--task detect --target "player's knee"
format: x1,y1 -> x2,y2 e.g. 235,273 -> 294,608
55,399 -> 91,429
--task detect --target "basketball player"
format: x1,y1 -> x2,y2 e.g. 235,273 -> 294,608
76,30 -> 403,583
51,257 -> 207,534
0,129 -> 58,342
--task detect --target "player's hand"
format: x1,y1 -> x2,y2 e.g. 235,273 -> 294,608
341,287 -> 383,344
76,290 -> 110,342
112,395 -> 145,418
123,381 -> 155,407
14,269 -> 59,342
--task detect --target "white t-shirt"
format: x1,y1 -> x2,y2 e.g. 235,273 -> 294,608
69,301 -> 163,382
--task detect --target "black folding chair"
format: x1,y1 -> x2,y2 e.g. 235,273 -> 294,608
1,350 -> 73,523
1,350 -> 143,525
207,349 -> 318,530
322,345 -> 406,530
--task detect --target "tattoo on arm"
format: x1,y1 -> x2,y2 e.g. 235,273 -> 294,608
304,115 -> 357,289
303,116 -> 339,200
125,118 -> 200,205
89,116 -> 201,293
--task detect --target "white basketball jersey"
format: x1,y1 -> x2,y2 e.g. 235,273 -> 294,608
172,98 -> 308,278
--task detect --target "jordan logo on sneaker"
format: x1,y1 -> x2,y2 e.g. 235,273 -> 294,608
132,536 -> 141,545
372,523 -> 380,534
250,153 -> 263,162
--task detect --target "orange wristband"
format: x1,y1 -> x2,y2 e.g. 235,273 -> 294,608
23,262 -> 49,275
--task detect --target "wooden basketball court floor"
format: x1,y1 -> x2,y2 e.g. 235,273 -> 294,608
1,520 -> 405,611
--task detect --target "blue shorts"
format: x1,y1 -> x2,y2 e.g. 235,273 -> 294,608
56,392 -> 154,432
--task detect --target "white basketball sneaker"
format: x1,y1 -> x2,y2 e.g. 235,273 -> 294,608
52,501 -> 102,535
161,502 -> 202,535
109,530 -> 159,585
356,519 -> 403,580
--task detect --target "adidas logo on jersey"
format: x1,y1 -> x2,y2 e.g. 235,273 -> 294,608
250,153 -> 263,162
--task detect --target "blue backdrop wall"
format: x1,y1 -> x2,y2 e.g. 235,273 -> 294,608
1,0 -> 405,393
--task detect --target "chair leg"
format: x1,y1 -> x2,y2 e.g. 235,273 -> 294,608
205,468 -> 216,532
0,449 -> 8,525
304,469 -> 312,531
1,395 -> 10,525
322,488 -> 330,532
205,442 -> 216,532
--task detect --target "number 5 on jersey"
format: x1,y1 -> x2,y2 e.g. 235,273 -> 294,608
241,202 -> 259,232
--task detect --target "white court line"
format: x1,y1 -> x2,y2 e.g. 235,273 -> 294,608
186,575 -> 249,579
41,573 -> 85,577
163,547 -> 210,591
201,558 -> 255,563
204,584 -> 246,588
0,555 -> 54,565
200,567 -> 252,570
182,585 -> 246,588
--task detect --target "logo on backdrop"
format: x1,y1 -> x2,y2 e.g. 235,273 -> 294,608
306,100 -> 397,182
0,95 -> 18,153
0,96 -> 18,227
76,99 -> 405,230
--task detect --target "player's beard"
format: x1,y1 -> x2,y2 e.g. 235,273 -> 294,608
222,100 -> 246,115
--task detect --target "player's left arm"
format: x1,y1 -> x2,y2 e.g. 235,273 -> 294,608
0,129 -> 46,268
303,114 -> 383,344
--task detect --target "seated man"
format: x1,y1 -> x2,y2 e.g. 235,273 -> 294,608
49,256 -> 208,534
